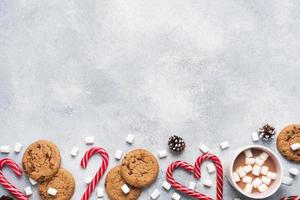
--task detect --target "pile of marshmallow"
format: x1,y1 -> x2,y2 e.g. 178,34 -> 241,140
233,149 -> 276,193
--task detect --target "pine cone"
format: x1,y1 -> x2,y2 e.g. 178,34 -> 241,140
258,124 -> 276,141
0,196 -> 14,200
168,135 -> 185,153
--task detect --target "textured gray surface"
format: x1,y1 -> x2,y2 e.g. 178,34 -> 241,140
0,0 -> 299,199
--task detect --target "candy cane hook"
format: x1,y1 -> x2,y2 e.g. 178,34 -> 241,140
194,153 -> 223,200
80,147 -> 109,200
0,158 -> 28,200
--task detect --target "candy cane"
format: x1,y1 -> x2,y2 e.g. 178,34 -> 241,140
281,197 -> 300,200
166,161 -> 213,200
80,147 -> 109,200
0,158 -> 28,200
194,153 -> 223,200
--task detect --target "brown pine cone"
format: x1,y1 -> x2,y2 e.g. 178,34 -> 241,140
0,196 -> 14,200
258,124 -> 276,141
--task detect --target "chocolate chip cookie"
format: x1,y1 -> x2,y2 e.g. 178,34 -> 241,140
277,124 -> 300,162
38,168 -> 75,200
22,140 -> 61,182
105,166 -> 142,200
121,149 -> 159,188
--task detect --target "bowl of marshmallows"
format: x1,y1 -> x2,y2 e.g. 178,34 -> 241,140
227,145 -> 283,199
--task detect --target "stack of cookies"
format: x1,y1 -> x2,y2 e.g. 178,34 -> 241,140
22,140 -> 75,200
105,149 -> 159,200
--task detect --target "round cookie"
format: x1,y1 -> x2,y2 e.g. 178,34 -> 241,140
121,149 -> 159,188
38,168 -> 75,200
22,140 -> 61,182
277,124 -> 300,162
105,166 -> 142,200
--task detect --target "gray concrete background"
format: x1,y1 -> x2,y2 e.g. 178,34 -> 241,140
0,0 -> 299,199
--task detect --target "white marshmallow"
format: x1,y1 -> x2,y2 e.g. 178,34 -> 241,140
121,184 -> 130,194
158,150 -> 167,159
290,143 -> 300,151
233,172 -> 240,182
24,186 -> 33,196
85,177 -> 93,184
259,152 -> 269,161
172,192 -> 181,200
150,189 -> 160,199
202,179 -> 212,187
289,168 -> 299,176
244,184 -> 253,193
162,181 -> 171,190
14,143 -> 22,153
199,144 -> 209,153
188,181 -> 197,190
206,163 -> 215,174
85,136 -> 94,145
220,141 -> 229,150
282,176 -> 293,186
115,150 -> 123,160
257,184 -> 268,193
252,177 -> 262,188
260,166 -> 269,176
255,157 -> 265,166
47,187 -> 58,196
71,147 -> 79,157
97,188 -> 104,197
126,134 -> 134,144
0,145 -> 10,153
267,172 -> 277,180
244,149 -> 253,158
242,176 -> 252,184
29,178 -> 37,186
245,157 -> 255,165
261,176 -> 271,185
252,165 -> 262,176
243,165 -> 253,174
252,132 -> 259,142
237,167 -> 246,178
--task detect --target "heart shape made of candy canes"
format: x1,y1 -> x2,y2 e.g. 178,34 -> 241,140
166,153 -> 223,200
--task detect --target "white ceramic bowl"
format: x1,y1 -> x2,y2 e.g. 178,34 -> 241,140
227,145 -> 283,199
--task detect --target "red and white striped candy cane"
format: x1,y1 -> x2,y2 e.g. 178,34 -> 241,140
194,153 -> 223,200
281,196 -> 300,200
166,161 -> 213,200
80,147 -> 109,200
0,158 -> 28,200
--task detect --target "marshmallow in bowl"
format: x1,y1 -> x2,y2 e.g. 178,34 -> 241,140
252,177 -> 262,188
243,165 -> 253,173
259,152 -> 269,161
242,176 -> 252,184
266,172 -> 277,180
237,167 -> 247,178
255,157 -> 265,166
244,184 -> 253,193
245,157 -> 255,165
260,166 -> 269,176
233,172 -> 241,182
252,165 -> 262,176
261,176 -> 271,185
244,149 -> 253,158
257,184 -> 268,193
